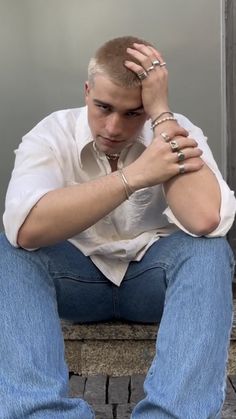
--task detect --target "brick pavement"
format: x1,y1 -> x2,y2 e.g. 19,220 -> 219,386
69,374 -> 236,419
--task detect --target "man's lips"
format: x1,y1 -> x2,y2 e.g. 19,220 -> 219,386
100,136 -> 125,143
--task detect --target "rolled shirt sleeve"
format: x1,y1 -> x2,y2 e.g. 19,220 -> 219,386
163,114 -> 236,237
3,135 -> 64,247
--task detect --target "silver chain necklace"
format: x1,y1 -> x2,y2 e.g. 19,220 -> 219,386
105,153 -> 120,161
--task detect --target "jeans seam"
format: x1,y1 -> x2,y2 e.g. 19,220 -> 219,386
124,262 -> 169,281
51,273 -> 108,283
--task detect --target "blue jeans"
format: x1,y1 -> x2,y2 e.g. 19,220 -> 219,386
0,231 -> 234,419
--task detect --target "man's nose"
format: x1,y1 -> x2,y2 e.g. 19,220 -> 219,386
105,113 -> 122,137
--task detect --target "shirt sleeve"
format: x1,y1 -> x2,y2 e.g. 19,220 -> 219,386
3,133 -> 64,247
163,114 -> 236,237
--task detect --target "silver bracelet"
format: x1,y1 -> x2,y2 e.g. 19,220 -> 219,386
152,116 -> 177,131
118,169 -> 134,199
151,111 -> 174,128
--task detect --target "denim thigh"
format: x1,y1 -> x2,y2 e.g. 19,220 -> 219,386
44,240 -> 167,323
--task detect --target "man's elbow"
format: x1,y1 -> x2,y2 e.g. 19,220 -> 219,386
189,213 -> 221,236
17,224 -> 39,249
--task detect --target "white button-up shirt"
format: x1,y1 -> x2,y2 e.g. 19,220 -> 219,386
3,107 -> 236,285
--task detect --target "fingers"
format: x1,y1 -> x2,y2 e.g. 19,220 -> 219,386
158,134 -> 203,176
176,158 -> 204,176
168,139 -> 203,176
124,43 -> 167,80
159,126 -> 189,139
173,147 -> 203,163
161,135 -> 199,150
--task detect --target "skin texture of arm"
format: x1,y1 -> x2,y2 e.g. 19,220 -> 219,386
163,161 -> 221,235
17,172 -> 127,249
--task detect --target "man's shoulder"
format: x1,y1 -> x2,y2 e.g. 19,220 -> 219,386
21,106 -> 88,152
37,106 -> 86,129
23,106 -> 87,141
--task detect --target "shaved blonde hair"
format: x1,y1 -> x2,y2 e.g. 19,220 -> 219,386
88,36 -> 153,88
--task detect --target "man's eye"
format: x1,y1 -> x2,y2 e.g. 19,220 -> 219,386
96,104 -> 110,112
126,112 -> 140,117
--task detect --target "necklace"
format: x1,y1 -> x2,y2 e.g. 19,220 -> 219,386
105,153 -> 120,161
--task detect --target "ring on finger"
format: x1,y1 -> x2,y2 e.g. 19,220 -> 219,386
177,150 -> 185,162
179,163 -> 185,174
137,71 -> 148,80
146,65 -> 155,73
160,132 -> 171,142
152,59 -> 160,67
170,140 -> 179,152
160,62 -> 167,67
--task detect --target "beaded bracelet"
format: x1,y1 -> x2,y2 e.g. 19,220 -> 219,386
118,169 -> 134,199
152,116 -> 177,131
151,111 -> 174,129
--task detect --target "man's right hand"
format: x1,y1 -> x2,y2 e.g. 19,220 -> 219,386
123,130 -> 204,191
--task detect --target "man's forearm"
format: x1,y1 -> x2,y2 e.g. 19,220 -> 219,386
163,163 -> 221,235
17,171 -> 127,249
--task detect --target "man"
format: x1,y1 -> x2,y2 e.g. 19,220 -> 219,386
1,36 -> 235,418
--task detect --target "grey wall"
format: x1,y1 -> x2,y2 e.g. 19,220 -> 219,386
0,0 -> 225,231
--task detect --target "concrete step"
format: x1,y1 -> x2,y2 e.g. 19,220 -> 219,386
62,299 -> 236,376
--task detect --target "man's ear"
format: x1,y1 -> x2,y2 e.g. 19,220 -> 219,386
84,81 -> 90,105
84,81 -> 89,97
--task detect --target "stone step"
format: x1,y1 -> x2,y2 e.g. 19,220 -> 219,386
62,299 -> 236,376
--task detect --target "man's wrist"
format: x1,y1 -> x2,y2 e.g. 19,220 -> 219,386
151,110 -> 174,128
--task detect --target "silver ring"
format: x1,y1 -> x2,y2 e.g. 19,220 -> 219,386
146,65 -> 155,73
137,71 -> 148,81
170,140 -> 179,152
177,150 -> 185,162
152,59 -> 160,67
160,62 -> 167,67
179,163 -> 185,174
160,132 -> 171,142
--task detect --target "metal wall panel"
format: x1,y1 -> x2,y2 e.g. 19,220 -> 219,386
0,0 -> 225,230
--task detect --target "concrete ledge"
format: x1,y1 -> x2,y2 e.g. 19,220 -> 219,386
62,300 -> 236,341
62,299 -> 236,376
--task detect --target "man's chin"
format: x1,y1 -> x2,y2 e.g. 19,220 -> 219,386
95,137 -> 124,152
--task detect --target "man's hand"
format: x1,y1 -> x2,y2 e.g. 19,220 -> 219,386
124,133 -> 203,191
124,42 -> 204,187
125,43 -> 170,119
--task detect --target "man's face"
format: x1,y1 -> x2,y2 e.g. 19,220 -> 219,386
85,75 -> 148,154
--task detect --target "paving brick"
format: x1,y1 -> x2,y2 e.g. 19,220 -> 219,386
130,374 -> 145,403
116,403 -> 135,419
68,374 -> 236,419
69,375 -> 86,398
108,376 -> 130,404
92,404 -> 113,419
84,375 -> 107,405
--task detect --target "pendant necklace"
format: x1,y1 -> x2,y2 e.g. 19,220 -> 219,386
105,153 -> 120,161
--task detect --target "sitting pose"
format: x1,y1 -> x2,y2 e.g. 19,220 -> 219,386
1,36 -> 235,418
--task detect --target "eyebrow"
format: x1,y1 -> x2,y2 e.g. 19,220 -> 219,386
93,99 -> 144,113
